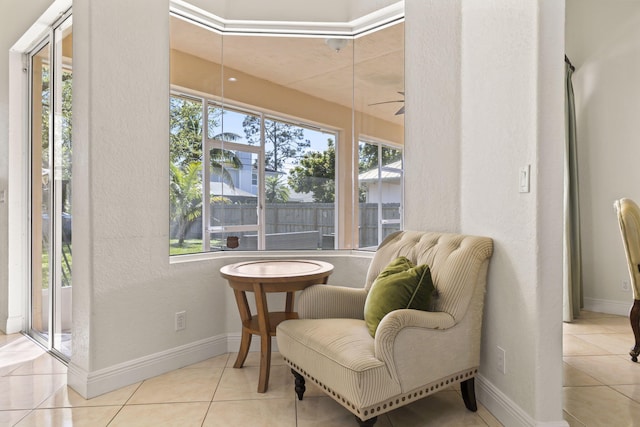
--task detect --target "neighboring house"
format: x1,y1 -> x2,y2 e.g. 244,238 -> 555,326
212,151 -> 286,199
211,151 -> 256,196
209,181 -> 256,203
358,160 -> 402,204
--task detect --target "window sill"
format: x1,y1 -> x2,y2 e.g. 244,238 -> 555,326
169,248 -> 375,265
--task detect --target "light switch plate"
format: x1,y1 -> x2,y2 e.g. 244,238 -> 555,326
519,165 -> 530,193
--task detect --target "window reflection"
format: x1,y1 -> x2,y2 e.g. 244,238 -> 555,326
169,12 -> 403,254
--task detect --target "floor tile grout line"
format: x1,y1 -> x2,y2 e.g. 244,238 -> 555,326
606,384 -> 640,406
105,403 -> 126,426
10,408 -> 34,427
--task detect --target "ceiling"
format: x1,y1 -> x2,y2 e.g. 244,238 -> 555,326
169,15 -> 404,125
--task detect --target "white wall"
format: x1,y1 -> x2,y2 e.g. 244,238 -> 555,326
567,1 -> 640,314
461,0 -> 565,424
404,0 -> 461,233
407,0 -> 565,425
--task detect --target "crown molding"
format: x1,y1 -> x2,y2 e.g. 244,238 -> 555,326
171,0 -> 403,37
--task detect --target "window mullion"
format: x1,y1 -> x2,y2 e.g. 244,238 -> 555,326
202,102 -> 211,252
258,112 -> 266,250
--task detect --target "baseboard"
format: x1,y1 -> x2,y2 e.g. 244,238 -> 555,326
583,297 -> 631,316
476,375 -> 569,427
3,314 -> 24,334
68,334 -> 228,399
67,333 -> 280,399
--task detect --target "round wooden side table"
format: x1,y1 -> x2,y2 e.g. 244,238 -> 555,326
220,259 -> 333,393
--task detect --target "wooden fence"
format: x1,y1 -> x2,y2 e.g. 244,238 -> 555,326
176,202 -> 400,249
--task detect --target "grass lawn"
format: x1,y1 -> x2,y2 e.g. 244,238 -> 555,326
170,239 -> 204,255
40,243 -> 73,288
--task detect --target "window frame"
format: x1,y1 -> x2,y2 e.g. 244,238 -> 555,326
357,137 -> 404,249
170,86 -> 341,254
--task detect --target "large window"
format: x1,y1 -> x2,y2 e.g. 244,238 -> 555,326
170,94 -> 336,254
169,7 -> 404,255
358,141 -> 403,249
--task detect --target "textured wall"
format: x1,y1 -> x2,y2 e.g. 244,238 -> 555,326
406,0 -> 565,424
404,0 -> 461,233
461,0 -> 565,423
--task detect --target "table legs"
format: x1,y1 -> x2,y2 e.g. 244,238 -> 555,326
231,284 -> 274,393
253,282 -> 272,392
230,283 -> 321,392
232,289 -> 252,369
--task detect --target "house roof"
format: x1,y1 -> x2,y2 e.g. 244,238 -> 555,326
358,160 -> 402,183
210,182 -> 256,198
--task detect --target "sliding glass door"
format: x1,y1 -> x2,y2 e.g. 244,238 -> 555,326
29,14 -> 73,359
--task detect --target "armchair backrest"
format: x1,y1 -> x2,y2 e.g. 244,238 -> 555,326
365,230 -> 494,322
615,198 -> 640,300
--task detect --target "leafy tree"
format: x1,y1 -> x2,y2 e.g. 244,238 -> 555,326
169,99 -> 243,246
169,161 -> 230,246
242,116 -> 311,172
265,176 -> 290,203
358,143 -> 402,172
170,162 -> 202,246
39,67 -> 73,209
170,97 -> 203,166
170,97 -> 243,180
288,139 -> 335,203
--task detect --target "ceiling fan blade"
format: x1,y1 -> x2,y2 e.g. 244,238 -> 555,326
368,100 -> 404,106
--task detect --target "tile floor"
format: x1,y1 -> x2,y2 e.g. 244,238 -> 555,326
563,310 -> 640,426
0,310 -> 638,426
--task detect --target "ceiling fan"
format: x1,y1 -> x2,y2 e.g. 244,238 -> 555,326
369,91 -> 405,115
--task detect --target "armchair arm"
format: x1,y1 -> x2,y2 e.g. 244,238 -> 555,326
374,309 -> 458,386
297,285 -> 367,319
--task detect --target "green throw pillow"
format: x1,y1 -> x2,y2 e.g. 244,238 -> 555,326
364,256 -> 434,337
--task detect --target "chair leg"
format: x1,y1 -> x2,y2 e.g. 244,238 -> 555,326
630,299 -> 640,363
355,415 -> 377,426
291,369 -> 306,400
461,377 -> 478,412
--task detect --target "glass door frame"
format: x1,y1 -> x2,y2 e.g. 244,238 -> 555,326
27,10 -> 72,361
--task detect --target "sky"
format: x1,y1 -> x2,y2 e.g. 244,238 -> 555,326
217,107 -> 334,175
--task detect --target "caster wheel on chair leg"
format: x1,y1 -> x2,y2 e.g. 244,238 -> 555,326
630,347 -> 639,363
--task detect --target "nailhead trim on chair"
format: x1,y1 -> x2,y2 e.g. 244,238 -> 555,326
285,357 -> 478,419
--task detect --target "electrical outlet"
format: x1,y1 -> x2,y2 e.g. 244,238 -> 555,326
622,280 -> 631,292
497,346 -> 506,374
175,311 -> 186,331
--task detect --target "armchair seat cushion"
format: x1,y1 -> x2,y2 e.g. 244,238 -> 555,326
277,318 -> 400,407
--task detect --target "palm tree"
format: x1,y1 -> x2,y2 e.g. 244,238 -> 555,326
265,175 -> 290,203
170,162 -> 204,246
169,162 -> 232,246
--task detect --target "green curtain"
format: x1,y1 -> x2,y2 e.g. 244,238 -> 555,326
563,57 -> 583,322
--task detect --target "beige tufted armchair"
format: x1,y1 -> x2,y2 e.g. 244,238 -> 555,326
614,198 -> 640,362
276,230 -> 494,426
